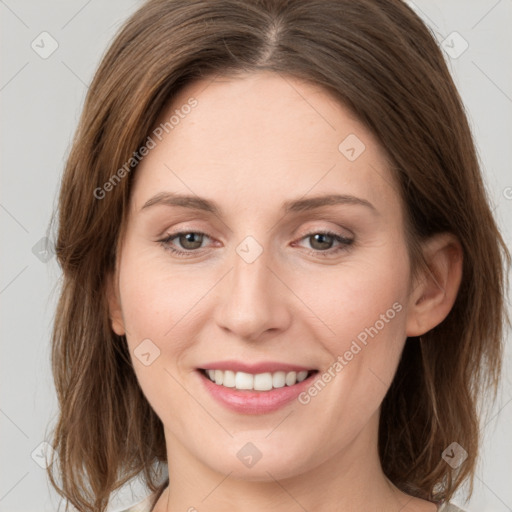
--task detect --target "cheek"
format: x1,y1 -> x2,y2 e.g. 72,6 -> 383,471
117,247 -> 215,405
118,247 -> 198,339
296,249 -> 409,349
292,269 -> 408,447
292,243 -> 410,413
117,255 -> 196,415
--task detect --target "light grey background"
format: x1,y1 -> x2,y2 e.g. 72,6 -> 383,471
1,1 -> 511,511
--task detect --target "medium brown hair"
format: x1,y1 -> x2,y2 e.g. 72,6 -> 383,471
47,0 -> 510,510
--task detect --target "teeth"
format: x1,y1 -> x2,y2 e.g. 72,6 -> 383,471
297,370 -> 308,382
203,369 -> 313,390
285,371 -> 296,386
222,370 -> 236,387
235,371 -> 253,390
254,372 -> 273,391
272,371 -> 286,388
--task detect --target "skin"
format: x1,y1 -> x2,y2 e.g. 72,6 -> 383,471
107,71 -> 463,511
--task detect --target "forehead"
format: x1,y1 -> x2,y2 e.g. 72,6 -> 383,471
131,71 -> 400,218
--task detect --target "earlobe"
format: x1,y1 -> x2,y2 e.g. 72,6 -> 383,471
405,233 -> 463,337
105,272 -> 126,336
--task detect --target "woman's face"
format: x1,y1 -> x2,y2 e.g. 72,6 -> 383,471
109,71 -> 420,481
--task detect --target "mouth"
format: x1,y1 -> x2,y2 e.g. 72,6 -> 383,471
195,366 -> 320,414
198,368 -> 318,391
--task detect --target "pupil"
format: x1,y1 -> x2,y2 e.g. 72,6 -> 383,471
182,233 -> 202,249
312,233 -> 332,250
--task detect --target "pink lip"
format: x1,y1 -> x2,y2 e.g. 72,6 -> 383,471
196,369 -> 319,415
199,360 -> 315,374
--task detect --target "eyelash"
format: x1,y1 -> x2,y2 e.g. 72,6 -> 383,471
157,229 -> 354,258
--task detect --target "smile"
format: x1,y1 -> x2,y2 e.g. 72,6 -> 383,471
196,363 -> 320,414
201,368 -> 314,391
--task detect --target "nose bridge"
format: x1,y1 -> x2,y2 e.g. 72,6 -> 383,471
214,236 -> 290,340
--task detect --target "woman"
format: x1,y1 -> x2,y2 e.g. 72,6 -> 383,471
46,1 -> 510,511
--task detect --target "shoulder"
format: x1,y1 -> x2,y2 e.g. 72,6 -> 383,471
438,502 -> 467,512
117,492 -> 155,512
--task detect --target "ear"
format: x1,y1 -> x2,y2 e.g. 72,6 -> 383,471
105,271 -> 126,336
405,232 -> 463,337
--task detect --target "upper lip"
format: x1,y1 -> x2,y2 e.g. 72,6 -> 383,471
199,360 -> 317,374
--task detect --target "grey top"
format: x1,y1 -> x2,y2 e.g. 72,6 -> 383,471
119,491 -> 155,512
439,504 -> 467,512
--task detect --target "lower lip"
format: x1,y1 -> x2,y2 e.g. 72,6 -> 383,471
197,370 -> 318,415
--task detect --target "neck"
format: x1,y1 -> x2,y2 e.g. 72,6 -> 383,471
153,411 -> 436,512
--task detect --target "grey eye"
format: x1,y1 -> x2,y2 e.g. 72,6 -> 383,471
308,233 -> 336,250
177,232 -> 204,250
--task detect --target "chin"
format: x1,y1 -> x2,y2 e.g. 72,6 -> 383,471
196,437 -> 320,482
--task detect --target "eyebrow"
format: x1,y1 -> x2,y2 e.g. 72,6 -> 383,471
140,192 -> 377,215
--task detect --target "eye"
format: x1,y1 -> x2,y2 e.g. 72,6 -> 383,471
294,230 -> 354,256
158,231 -> 212,256
157,229 -> 354,258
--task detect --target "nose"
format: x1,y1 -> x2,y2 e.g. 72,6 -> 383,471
213,245 -> 292,342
